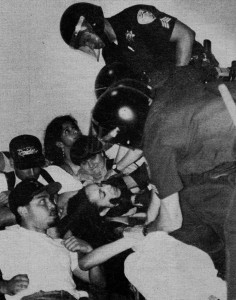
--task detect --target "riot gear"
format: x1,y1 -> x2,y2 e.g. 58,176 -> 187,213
92,86 -> 152,149
111,78 -> 154,99
95,62 -> 138,99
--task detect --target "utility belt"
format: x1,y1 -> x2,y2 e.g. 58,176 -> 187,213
181,161 -> 236,186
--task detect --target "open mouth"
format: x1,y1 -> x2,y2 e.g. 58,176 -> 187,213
50,210 -> 57,217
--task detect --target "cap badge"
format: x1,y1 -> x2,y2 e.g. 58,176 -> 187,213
17,147 -> 38,157
125,30 -> 135,43
137,9 -> 156,24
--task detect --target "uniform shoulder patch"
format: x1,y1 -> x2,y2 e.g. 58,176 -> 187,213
137,9 -> 156,24
160,16 -> 172,29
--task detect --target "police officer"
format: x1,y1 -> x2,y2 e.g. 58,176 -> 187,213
91,66 -> 236,282
60,2 -> 204,88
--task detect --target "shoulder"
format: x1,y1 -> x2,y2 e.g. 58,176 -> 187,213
0,172 -> 8,192
44,165 -> 76,179
110,5 -> 162,23
119,4 -> 161,15
44,165 -> 66,174
43,166 -> 83,193
0,151 -> 13,173
0,225 -> 20,241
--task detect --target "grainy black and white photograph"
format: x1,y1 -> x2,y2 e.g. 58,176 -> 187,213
0,1 -> 236,299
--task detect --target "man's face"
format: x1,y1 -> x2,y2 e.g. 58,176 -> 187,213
79,30 -> 105,50
24,191 -> 57,230
60,122 -> 81,148
85,183 -> 121,208
78,17 -> 105,50
15,167 -> 41,181
72,17 -> 105,61
80,153 -> 106,182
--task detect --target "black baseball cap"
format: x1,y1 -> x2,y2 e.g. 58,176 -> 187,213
9,135 -> 45,170
70,135 -> 104,165
9,179 -> 62,215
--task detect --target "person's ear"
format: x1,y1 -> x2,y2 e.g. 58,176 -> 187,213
17,206 -> 28,218
56,141 -> 64,149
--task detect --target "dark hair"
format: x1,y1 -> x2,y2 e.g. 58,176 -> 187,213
44,115 -> 80,165
59,188 -> 115,248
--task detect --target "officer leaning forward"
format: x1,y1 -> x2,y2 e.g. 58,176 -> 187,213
60,2 -> 208,88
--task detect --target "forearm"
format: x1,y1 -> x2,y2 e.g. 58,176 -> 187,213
89,266 -> 106,288
175,35 -> 194,66
155,193 -> 182,232
170,20 -> 195,66
145,189 -> 160,225
79,238 -> 134,271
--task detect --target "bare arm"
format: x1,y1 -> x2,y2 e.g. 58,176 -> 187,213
145,188 -> 160,225
146,192 -> 182,233
157,192 -> 182,232
170,20 -> 195,66
73,260 -> 106,288
78,238 -> 136,271
63,236 -> 106,288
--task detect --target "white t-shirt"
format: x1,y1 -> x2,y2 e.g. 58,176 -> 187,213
0,165 -> 82,194
0,225 -> 88,300
125,232 -> 226,300
39,166 -> 83,194
0,152 -> 13,173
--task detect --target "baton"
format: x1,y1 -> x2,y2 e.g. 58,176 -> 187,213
218,83 -> 236,127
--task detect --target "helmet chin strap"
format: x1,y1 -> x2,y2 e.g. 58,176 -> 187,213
78,46 -> 100,61
94,48 -> 100,62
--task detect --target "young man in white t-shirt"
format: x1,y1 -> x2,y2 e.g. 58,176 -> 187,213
0,179 -> 105,300
0,135 -> 82,228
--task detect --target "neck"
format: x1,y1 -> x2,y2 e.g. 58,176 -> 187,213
21,221 -> 47,234
64,146 -> 71,161
63,157 -> 80,174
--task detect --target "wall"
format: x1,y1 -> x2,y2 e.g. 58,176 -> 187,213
0,0 -> 235,149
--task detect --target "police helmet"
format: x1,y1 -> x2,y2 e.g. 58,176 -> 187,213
60,2 -> 105,48
92,86 -> 152,149
111,78 -> 154,99
95,62 -> 138,99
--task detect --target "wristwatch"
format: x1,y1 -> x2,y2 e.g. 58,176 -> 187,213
112,164 -> 122,174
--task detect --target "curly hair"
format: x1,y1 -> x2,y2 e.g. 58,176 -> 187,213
44,115 -> 80,165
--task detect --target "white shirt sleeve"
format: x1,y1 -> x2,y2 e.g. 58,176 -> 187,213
43,166 -> 83,194
0,152 -> 13,173
0,173 -> 8,192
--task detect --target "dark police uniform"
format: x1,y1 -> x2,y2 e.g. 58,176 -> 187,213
103,5 -> 203,86
143,66 -> 236,278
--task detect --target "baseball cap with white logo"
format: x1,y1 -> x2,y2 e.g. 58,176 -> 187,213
9,135 -> 45,170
